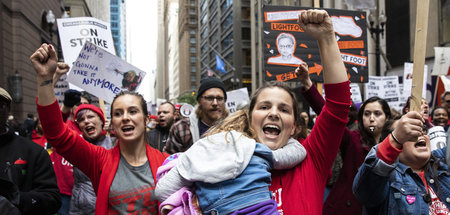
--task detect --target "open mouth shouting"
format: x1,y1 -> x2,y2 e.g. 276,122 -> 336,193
122,125 -> 135,135
85,126 -> 96,135
414,136 -> 428,150
263,124 -> 281,138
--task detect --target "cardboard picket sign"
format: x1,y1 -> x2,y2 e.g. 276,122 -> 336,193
225,88 -> 250,113
349,83 -> 362,104
364,76 -> 401,111
66,42 -> 146,103
262,6 -> 368,83
427,126 -> 447,151
56,17 -> 116,105
57,17 -> 116,65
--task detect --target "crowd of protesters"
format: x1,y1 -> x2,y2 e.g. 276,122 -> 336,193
0,9 -> 449,215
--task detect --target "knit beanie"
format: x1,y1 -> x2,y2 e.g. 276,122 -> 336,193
74,104 -> 105,125
196,77 -> 227,101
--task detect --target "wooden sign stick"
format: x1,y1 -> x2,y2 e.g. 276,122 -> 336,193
314,0 -> 320,8
98,98 -> 107,119
410,0 -> 430,112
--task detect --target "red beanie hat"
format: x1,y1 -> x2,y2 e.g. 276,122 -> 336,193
149,115 -> 158,120
74,104 -> 105,125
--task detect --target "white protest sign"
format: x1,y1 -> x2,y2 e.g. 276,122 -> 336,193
403,62 -> 427,99
427,126 -> 447,151
350,83 -> 362,104
57,17 -> 116,65
398,83 -> 408,111
225,88 -> 250,113
432,47 -> 450,75
365,76 -> 401,110
66,42 -> 146,103
440,75 -> 450,92
57,17 -> 116,100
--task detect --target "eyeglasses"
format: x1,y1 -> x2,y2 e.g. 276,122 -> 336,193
201,96 -> 225,103
445,100 -> 450,104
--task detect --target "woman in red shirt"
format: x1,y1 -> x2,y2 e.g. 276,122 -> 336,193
31,44 -> 167,215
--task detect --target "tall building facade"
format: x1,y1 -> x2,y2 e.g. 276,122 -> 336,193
198,0 -> 252,91
178,0 -> 199,95
156,0 -> 170,100
0,0 -> 65,120
111,0 -> 126,59
85,0 -> 110,22
168,2 -> 179,101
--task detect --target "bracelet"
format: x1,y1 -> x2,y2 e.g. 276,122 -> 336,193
390,131 -> 402,145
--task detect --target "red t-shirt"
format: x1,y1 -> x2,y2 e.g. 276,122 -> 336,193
418,171 -> 450,215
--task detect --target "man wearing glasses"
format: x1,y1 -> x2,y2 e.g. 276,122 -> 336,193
164,77 -> 229,154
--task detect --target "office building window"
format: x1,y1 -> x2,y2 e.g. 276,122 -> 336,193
190,37 -> 196,44
191,0 -> 195,6
201,13 -> 208,25
201,0 -> 208,12
201,28 -> 209,40
210,13 -> 218,27
201,44 -> 208,54
111,7 -> 118,12
190,18 -> 196,24
242,7 -> 251,20
224,51 -> 233,65
191,75 -> 196,81
190,56 -> 196,63
222,32 -> 233,50
222,13 -> 233,31
191,66 -> 196,73
190,8 -> 196,14
242,28 -> 250,40
190,47 -> 196,53
211,30 -> 218,44
209,0 -> 218,12
221,0 -> 232,11
242,48 -> 251,66
190,29 -> 196,35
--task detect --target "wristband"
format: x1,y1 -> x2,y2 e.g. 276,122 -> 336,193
390,131 -> 402,145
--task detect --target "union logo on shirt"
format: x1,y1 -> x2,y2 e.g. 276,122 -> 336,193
14,158 -> 27,165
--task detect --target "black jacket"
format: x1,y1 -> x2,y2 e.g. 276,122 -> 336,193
146,125 -> 170,152
0,127 -> 61,214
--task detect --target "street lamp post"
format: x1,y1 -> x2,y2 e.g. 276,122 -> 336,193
7,70 -> 22,103
369,11 -> 387,77
46,10 -> 56,40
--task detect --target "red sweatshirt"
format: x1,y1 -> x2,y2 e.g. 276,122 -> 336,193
37,99 -> 168,215
269,81 -> 351,214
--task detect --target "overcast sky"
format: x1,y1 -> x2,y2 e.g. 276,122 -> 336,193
126,0 -> 157,102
